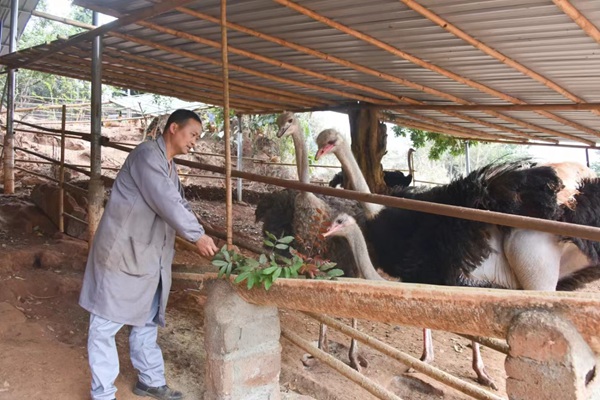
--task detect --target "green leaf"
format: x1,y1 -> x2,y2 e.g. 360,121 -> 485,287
275,243 -> 289,250
272,267 -> 281,280
327,269 -> 345,277
262,266 -> 278,275
264,277 -> 273,291
264,240 -> 275,247
234,271 -> 251,283
266,231 -> 277,241
259,254 -> 268,264
283,267 -> 291,278
247,274 -> 256,289
245,258 -> 259,268
277,236 -> 295,244
212,259 -> 228,268
223,250 -> 231,262
319,262 -> 337,271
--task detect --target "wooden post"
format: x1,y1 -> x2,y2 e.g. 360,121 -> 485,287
221,0 -> 233,248
2,0 -> 18,194
348,106 -> 387,194
236,114 -> 243,203
58,105 -> 66,233
87,11 -> 104,246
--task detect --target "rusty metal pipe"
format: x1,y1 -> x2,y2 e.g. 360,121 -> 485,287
281,327 -> 403,400
305,313 -> 503,400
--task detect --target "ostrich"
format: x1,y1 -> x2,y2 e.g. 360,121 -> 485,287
314,128 -> 576,388
329,169 -> 412,190
268,112 -> 367,370
324,187 -> 600,384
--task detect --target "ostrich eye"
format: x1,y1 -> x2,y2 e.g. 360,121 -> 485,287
288,119 -> 293,124
328,140 -> 335,145
336,218 -> 342,224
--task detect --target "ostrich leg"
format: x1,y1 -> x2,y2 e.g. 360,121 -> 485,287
318,323 -> 329,353
409,328 -> 434,373
420,328 -> 434,363
472,341 -> 497,390
348,318 -> 368,372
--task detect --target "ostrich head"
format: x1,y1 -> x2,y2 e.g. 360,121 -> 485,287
323,213 -> 356,238
276,111 -> 299,138
315,129 -> 345,160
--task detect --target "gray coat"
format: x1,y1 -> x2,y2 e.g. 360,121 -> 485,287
79,135 -> 204,327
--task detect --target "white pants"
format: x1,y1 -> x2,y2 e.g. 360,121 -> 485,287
87,289 -> 165,400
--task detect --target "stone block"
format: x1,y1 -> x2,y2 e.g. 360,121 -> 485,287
506,311 -> 597,400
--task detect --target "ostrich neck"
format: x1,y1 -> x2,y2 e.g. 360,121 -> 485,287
336,144 -> 383,218
346,226 -> 384,281
292,128 -> 309,184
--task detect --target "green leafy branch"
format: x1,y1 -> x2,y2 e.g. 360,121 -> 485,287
211,232 -> 344,290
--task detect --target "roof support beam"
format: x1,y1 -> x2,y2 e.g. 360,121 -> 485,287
7,0 -> 196,70
389,103 -> 600,112
275,0 -> 600,142
76,1 -> 558,142
398,0 -> 600,122
177,3 -> 560,143
31,10 -> 326,108
552,1 -> 600,46
65,45 -> 319,110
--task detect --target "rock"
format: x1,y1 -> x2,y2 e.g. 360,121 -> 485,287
0,196 -> 56,235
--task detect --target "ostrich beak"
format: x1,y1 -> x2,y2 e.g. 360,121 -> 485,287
276,124 -> 289,138
323,222 -> 343,237
315,143 -> 334,161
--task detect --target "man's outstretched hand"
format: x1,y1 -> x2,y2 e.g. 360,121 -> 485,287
195,234 -> 218,258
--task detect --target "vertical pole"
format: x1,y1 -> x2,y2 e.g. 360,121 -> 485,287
221,0 -> 233,248
88,11 -> 103,246
236,114 -> 243,202
585,148 -> 590,168
465,140 -> 471,174
58,105 -> 66,233
3,0 -> 18,194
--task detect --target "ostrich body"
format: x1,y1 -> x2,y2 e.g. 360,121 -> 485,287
329,169 -> 412,190
315,128 -> 600,388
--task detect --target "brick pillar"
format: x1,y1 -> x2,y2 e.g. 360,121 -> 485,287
505,311 -> 599,400
204,280 -> 281,400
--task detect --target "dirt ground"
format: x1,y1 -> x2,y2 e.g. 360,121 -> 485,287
1,120 -> 598,400
0,190 -> 512,400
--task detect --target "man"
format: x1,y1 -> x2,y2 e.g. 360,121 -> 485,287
79,109 -> 218,400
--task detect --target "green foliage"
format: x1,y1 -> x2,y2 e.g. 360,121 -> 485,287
392,125 -> 472,161
211,232 -> 344,291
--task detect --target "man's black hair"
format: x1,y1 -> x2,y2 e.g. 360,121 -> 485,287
163,109 -> 202,133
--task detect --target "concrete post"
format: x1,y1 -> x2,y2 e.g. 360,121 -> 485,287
505,311 -> 599,400
204,280 -> 281,400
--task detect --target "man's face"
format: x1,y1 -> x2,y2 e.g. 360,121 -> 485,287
171,119 -> 202,156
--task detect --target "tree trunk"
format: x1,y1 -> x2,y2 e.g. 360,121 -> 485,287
348,106 -> 387,194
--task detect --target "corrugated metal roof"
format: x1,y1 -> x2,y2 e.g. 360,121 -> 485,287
0,0 -> 40,55
0,0 -> 598,145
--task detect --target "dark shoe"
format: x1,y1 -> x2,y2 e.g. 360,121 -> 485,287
133,381 -> 183,400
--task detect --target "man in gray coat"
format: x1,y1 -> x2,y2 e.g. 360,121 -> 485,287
79,109 -> 218,400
